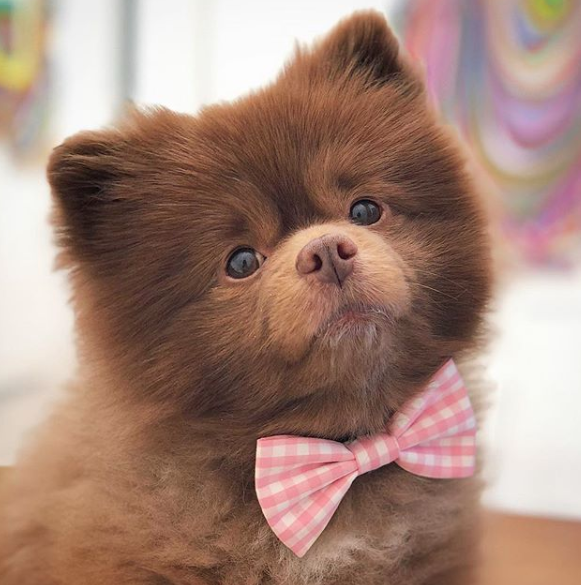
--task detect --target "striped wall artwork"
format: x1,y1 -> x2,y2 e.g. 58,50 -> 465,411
396,0 -> 581,267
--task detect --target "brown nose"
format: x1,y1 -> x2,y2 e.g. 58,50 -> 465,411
296,233 -> 358,287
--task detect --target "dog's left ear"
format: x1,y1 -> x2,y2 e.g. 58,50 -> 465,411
283,11 -> 415,89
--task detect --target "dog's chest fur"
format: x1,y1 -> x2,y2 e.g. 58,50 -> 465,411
149,462 -> 478,585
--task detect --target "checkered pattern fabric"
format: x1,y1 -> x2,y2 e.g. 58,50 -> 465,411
255,359 -> 476,557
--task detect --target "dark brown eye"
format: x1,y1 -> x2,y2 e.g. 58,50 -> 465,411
349,199 -> 382,225
226,248 -> 262,279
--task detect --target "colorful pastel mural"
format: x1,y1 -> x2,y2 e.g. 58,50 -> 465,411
0,0 -> 50,159
396,0 -> 581,267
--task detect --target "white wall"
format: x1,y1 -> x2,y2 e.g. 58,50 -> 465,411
131,0 -> 397,110
484,270 -> 581,518
133,0 -> 201,112
51,0 -> 121,141
206,0 -> 395,103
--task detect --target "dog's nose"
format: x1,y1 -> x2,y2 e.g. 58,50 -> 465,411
296,233 -> 358,287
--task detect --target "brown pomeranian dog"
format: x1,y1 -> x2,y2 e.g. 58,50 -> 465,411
0,11 -> 492,585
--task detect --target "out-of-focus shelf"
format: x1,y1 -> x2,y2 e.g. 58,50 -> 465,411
479,512 -> 581,585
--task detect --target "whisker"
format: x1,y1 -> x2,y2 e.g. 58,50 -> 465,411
415,282 -> 460,301
413,268 -> 471,301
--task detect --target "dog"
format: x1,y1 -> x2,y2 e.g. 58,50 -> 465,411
0,11 -> 492,585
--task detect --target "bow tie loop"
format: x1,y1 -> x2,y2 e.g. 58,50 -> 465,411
347,433 -> 400,474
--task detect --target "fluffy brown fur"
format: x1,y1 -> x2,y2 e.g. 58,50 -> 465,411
0,12 -> 492,585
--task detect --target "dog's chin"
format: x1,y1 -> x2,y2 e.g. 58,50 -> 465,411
314,304 -> 396,353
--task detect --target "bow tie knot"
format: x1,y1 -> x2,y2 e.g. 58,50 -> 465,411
347,433 -> 400,474
255,359 -> 476,557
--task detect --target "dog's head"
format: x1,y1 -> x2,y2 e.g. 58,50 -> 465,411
49,12 -> 491,441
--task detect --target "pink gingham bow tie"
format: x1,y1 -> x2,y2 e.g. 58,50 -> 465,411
255,359 -> 476,557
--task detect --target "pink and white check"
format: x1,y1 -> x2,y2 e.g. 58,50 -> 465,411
255,359 -> 476,557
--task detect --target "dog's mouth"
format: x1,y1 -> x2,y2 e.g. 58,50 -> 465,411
315,303 -> 394,344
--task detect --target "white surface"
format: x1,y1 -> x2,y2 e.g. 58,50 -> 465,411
51,0 -> 121,142
134,0 -> 201,112
1,0 -> 581,521
483,270 -> 581,519
132,0 -> 398,110
0,147 -> 73,464
207,0 -> 394,104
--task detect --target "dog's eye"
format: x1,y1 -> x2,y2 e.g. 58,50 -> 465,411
226,248 -> 263,279
349,199 -> 382,226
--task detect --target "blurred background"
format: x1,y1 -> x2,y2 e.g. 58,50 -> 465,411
1,0 -> 580,528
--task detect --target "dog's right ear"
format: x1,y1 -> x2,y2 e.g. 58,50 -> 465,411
48,128 -> 126,238
48,128 -> 139,262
